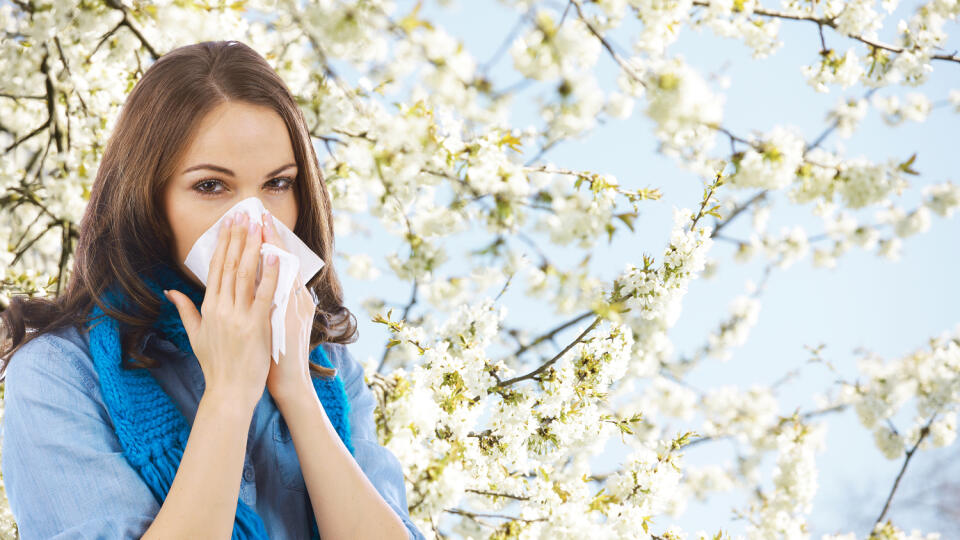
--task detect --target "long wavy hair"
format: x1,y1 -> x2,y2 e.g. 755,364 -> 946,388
0,40 -> 358,379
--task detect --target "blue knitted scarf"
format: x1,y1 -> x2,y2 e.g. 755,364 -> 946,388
83,260 -> 353,539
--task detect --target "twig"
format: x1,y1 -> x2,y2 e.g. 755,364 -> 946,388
873,414 -> 938,527
512,309 -> 595,358
690,1 -> 960,64
494,314 -> 603,387
479,11 -> 530,76
103,0 -> 160,59
570,0 -> 648,89
377,279 -> 419,374
711,190 -> 768,238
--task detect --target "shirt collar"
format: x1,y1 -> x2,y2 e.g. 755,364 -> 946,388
136,329 -> 179,355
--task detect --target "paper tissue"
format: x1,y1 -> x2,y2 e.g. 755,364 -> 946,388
183,197 -> 325,363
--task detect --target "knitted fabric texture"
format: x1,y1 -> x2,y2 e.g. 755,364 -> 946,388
83,260 -> 353,539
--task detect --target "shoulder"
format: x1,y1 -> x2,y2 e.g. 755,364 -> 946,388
10,324 -> 91,358
1,330 -> 162,539
321,343 -> 379,429
3,324 -> 96,396
322,342 -> 365,383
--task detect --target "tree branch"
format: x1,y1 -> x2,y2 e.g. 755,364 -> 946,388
873,414 -> 938,527
690,0 -> 960,64
494,314 -> 603,387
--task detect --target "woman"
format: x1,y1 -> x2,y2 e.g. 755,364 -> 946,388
0,40 -> 424,540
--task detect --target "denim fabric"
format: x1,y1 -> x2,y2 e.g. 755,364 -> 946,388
1,324 -> 424,540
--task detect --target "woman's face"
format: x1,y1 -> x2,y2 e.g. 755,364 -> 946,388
164,100 -> 299,288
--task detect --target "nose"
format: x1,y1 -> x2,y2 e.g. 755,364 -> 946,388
218,199 -> 259,231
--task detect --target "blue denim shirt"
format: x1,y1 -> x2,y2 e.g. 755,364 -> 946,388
0,324 -> 424,540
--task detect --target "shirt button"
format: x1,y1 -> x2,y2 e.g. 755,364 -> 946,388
243,464 -> 254,482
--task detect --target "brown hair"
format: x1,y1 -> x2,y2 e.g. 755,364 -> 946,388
0,40 -> 357,379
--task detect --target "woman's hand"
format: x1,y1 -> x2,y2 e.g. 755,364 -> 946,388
260,210 -> 316,404
165,211 -> 281,410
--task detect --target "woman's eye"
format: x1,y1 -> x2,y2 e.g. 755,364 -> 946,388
268,176 -> 295,192
194,179 -> 222,196
192,177 -> 295,197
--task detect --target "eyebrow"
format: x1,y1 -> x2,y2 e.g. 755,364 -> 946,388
181,162 -> 297,178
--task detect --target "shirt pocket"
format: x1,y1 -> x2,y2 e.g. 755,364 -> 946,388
273,415 -> 307,493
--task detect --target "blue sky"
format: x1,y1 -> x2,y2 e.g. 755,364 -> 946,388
324,1 -> 960,537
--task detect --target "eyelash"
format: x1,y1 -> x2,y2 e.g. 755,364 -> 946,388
192,176 -> 296,197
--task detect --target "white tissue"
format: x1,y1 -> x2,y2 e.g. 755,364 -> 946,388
183,197 -> 325,364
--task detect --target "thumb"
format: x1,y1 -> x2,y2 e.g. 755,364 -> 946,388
163,289 -> 200,339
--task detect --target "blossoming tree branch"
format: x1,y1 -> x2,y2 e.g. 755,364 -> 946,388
0,0 -> 958,538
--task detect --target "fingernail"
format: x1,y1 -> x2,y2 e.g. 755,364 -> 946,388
223,215 -> 233,227
248,220 -> 257,233
268,254 -> 278,265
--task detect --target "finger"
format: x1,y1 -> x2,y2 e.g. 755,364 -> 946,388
206,214 -> 233,295
298,283 -> 316,318
253,252 -> 280,316
291,274 -> 301,295
164,289 -> 200,341
220,212 -> 248,308
261,211 -> 287,250
236,218 -> 261,308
